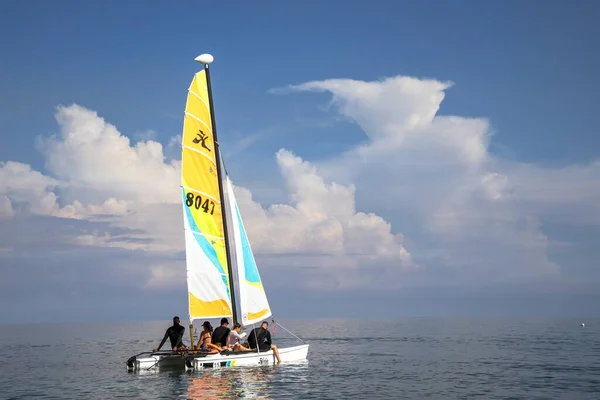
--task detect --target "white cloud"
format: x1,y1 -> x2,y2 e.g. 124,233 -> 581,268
0,195 -> 14,219
0,161 -> 58,213
37,104 -> 180,205
2,70 -> 599,297
233,149 -> 412,266
1,102 -> 409,291
276,76 -> 453,140
144,260 -> 187,290
501,160 -> 600,225
133,129 -> 158,142
277,75 -> 600,285
165,134 -> 182,161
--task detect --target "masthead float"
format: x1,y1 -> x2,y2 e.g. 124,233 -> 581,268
194,53 -> 214,64
126,53 -> 309,371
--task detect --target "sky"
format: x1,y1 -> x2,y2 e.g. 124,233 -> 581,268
1,0 -> 599,323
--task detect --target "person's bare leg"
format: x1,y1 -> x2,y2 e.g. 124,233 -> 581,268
207,343 -> 222,352
233,344 -> 250,352
271,345 -> 281,363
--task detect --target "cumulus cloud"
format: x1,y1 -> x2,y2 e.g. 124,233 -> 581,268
2,69 -> 599,306
0,195 -> 14,219
501,160 -> 600,225
0,105 -> 186,296
282,77 -> 454,141
277,75 -> 600,285
1,102 -> 410,292
231,149 -> 414,288
235,149 -> 411,260
37,104 -> 180,204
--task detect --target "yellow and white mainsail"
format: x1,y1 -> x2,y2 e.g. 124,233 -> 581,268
225,177 -> 272,326
181,69 -> 233,322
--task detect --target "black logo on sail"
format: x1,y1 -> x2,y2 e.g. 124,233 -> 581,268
193,129 -> 211,152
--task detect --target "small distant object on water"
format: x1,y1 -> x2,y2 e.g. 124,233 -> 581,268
581,322 -> 585,327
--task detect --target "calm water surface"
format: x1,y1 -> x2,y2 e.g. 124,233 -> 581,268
0,318 -> 598,399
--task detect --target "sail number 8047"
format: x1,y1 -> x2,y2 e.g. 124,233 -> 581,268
185,192 -> 216,215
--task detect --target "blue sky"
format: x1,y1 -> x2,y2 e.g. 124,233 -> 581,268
1,1 -> 599,323
2,0 -> 598,167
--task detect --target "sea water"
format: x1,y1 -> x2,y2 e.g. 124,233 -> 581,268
0,318 -> 598,399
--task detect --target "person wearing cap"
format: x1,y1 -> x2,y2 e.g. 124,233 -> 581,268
153,316 -> 187,352
211,317 -> 231,349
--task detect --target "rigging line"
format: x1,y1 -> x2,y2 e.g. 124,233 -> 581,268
274,321 -> 304,343
221,156 -> 229,176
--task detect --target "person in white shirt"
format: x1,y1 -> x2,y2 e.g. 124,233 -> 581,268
228,322 -> 249,351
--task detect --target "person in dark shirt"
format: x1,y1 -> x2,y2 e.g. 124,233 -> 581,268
153,316 -> 187,352
245,321 -> 281,363
211,317 -> 231,349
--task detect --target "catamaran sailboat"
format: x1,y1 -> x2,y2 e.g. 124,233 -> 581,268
126,54 -> 309,371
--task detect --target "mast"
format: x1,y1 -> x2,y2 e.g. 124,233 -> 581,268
195,53 -> 238,326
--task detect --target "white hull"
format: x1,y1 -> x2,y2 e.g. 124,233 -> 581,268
191,344 -> 309,369
127,353 -> 187,370
127,344 -> 309,371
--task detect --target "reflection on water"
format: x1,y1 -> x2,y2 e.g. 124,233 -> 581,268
187,366 -> 275,399
126,360 -> 310,399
